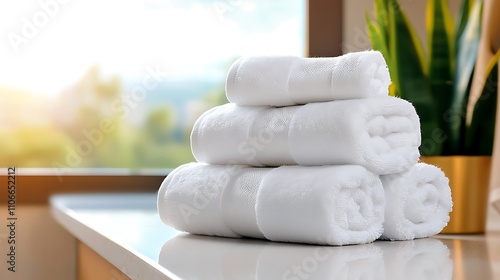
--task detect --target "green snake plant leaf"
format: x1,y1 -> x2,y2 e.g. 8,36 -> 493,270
388,0 -> 441,155
465,50 -> 500,155
367,5 -> 397,96
374,0 -> 389,44
427,0 -> 454,154
366,12 -> 392,76
374,0 -> 388,24
449,0 -> 482,154
366,13 -> 389,59
455,0 -> 474,51
366,16 -> 397,96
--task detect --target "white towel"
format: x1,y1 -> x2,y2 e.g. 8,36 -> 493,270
255,165 -> 384,245
380,163 -> 453,240
225,50 -> 391,106
156,163 -> 242,238
157,163 -> 385,245
191,97 -> 421,175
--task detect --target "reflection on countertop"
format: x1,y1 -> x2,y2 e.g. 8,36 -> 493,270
50,193 -> 500,280
159,235 -> 453,280
439,234 -> 499,280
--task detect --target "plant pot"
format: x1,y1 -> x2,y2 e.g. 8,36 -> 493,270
420,156 -> 491,234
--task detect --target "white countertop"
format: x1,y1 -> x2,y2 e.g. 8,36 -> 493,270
50,193 -> 500,280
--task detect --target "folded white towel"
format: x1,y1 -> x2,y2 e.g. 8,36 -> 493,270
226,50 -> 391,106
157,163 -> 385,245
380,163 -> 453,240
191,97 -> 421,175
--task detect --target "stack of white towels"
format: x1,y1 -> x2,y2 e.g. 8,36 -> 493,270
157,50 -> 453,246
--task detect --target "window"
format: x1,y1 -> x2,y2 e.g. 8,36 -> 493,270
0,0 -> 306,169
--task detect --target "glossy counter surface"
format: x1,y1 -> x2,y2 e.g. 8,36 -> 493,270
50,193 -> 500,280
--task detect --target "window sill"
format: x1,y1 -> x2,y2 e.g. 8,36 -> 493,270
0,169 -> 168,204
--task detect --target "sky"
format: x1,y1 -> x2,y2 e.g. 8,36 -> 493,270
0,0 -> 305,96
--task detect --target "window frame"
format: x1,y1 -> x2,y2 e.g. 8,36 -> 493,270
1,0 -> 344,204
307,0 -> 343,57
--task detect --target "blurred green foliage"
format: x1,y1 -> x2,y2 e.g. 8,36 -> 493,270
0,66 -> 228,169
366,0 -> 499,155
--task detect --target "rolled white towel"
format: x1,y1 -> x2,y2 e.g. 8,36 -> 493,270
191,96 -> 421,175
157,163 -> 385,245
226,50 -> 391,106
380,163 -> 453,240
256,165 -> 385,245
156,163 -> 243,238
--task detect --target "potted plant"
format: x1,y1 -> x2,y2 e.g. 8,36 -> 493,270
366,0 -> 500,233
